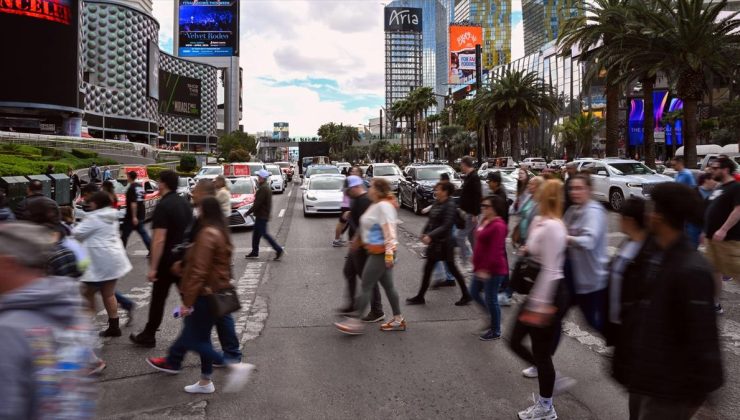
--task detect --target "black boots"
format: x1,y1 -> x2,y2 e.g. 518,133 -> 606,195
100,317 -> 121,337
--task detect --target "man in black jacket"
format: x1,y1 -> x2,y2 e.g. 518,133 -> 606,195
407,182 -> 472,306
245,170 -> 284,260
14,180 -> 53,222
486,171 -> 509,224
615,182 -> 722,419
456,156 -> 481,263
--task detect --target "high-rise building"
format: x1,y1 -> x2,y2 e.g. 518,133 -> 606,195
523,0 -> 581,56
453,0 -> 512,68
121,0 -> 153,14
387,0 -> 450,109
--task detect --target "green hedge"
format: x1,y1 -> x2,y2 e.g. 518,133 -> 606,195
0,151 -> 116,177
145,165 -> 170,180
71,148 -> 98,159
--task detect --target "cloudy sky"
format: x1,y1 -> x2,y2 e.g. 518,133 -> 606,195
153,0 -> 524,137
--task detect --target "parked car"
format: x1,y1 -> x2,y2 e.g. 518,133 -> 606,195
302,174 -> 346,216
194,165 -> 223,182
548,159 -> 567,170
573,158 -> 673,211
521,157 -> 547,171
275,161 -> 294,181
478,157 -> 518,179
304,165 -> 342,182
399,164 -> 460,214
265,164 -> 286,193
364,163 -> 404,194
226,177 -> 257,228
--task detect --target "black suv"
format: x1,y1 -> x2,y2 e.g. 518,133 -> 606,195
399,164 -> 460,214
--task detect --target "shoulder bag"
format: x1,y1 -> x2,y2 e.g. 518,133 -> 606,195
510,255 -> 541,295
207,286 -> 242,318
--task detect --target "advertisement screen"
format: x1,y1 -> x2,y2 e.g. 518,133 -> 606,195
0,0 -> 79,109
628,91 -> 684,146
273,122 -> 289,140
178,0 -> 238,57
384,7 -> 422,33
449,25 -> 482,85
159,70 -> 202,118
148,40 -> 160,100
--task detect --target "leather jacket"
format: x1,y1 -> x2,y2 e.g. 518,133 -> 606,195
423,199 -> 457,245
180,226 -> 233,308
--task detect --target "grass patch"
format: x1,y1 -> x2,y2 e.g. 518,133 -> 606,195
0,145 -> 116,177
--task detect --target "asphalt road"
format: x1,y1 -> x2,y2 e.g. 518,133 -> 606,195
97,181 -> 740,419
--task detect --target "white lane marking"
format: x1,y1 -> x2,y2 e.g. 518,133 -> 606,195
278,208 -> 286,218
562,321 -> 610,355
287,190 -> 292,197
719,319 -> 740,357
131,247 -> 282,256
95,286 -> 152,329
211,261 -> 264,347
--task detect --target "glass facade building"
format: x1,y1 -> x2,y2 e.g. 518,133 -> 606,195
453,0 -> 512,68
523,0 -> 582,56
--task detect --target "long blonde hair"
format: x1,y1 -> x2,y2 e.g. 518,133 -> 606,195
537,179 -> 564,219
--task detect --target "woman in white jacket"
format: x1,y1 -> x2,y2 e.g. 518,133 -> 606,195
74,191 -> 132,337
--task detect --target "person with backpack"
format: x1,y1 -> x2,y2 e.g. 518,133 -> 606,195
88,163 -> 101,183
407,181 -> 472,306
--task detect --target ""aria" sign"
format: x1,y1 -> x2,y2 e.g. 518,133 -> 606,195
384,7 -> 422,33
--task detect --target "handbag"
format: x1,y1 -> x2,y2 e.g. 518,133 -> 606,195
510,255 -> 542,295
206,286 -> 242,318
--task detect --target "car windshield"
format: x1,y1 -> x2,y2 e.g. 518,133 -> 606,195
267,166 -> 281,176
247,164 -> 264,173
230,179 -> 254,194
110,180 -> 128,194
531,158 -> 545,162
310,178 -> 344,191
416,167 -> 454,180
308,167 -> 340,176
609,162 -> 655,175
198,167 -> 221,175
178,178 -> 189,187
374,166 -> 401,176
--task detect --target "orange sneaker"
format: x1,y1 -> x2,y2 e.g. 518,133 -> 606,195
380,317 -> 406,331
334,318 -> 365,335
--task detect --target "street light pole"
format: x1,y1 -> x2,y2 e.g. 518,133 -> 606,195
475,44 -> 483,166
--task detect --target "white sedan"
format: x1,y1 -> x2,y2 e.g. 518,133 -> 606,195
302,174 -> 346,217
265,164 -> 286,194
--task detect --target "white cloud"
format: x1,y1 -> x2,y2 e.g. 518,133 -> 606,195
152,0 -> 174,54
511,19 -> 525,61
512,0 -> 522,13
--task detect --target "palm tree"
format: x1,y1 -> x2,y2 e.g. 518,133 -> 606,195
559,0 -> 631,158
390,99 -> 413,154
485,70 -> 558,162
426,114 -> 441,158
554,113 -> 604,158
646,0 -> 740,168
408,87 -> 438,159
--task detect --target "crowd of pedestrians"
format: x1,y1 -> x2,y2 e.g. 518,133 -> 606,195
329,155 -> 735,419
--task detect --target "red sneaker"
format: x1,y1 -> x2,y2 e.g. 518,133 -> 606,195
146,357 -> 181,374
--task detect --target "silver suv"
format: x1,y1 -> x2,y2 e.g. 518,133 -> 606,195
573,158 -> 673,211
365,163 -> 404,193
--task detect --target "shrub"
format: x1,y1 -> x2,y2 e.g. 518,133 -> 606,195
39,146 -> 64,158
179,154 -> 197,172
227,148 -> 250,162
145,165 -> 170,181
71,148 -> 98,159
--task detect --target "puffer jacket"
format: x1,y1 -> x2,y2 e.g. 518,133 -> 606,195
73,207 -> 132,283
179,225 -> 234,308
613,236 -> 723,400
423,199 -> 457,246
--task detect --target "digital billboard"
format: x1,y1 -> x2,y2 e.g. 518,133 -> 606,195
449,25 -> 482,85
178,0 -> 239,57
147,40 -> 160,100
273,122 -> 289,140
384,7 -> 422,33
0,0 -> 80,109
628,91 -> 684,146
159,70 -> 201,118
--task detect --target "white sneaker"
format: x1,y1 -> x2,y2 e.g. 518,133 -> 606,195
517,399 -> 557,420
522,366 -> 538,378
184,381 -> 215,394
553,375 -> 577,396
223,363 -> 255,393
498,293 -> 512,307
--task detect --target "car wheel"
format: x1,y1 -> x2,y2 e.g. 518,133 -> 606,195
413,195 -> 421,215
610,188 -> 625,211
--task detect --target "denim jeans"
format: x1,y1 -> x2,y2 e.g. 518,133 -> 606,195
251,218 -> 282,255
115,291 -> 134,311
456,214 -> 477,261
434,261 -> 455,282
120,219 -> 151,250
469,275 -> 504,335
216,313 -> 242,363
167,296 -> 224,379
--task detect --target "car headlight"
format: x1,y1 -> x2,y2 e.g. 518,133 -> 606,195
626,182 -> 643,188
306,194 -> 317,201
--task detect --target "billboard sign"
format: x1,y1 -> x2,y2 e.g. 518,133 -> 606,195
384,7 -> 422,33
159,70 -> 202,118
449,25 -> 482,85
178,0 -> 239,57
0,0 -> 79,109
147,40 -> 160,100
273,122 -> 289,140
628,91 -> 684,146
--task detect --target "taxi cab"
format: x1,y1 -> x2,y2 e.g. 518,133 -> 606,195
75,166 -> 161,222
227,176 -> 257,228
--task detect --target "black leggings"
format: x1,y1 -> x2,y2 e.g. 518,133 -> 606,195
417,242 -> 470,299
508,281 -> 567,399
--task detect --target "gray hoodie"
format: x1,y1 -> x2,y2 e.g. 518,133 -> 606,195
0,276 -> 97,419
563,200 -> 609,294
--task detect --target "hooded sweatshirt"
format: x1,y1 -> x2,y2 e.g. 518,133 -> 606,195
563,199 -> 609,294
73,206 -> 132,283
0,276 -> 97,419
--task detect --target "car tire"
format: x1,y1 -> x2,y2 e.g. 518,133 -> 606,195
413,195 -> 421,215
609,188 -> 625,211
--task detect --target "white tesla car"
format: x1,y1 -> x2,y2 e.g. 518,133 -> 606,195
265,164 -> 286,193
302,174 -> 346,217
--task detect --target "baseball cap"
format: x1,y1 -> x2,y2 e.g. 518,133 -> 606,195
256,169 -> 271,178
486,171 -> 502,183
346,175 -> 364,188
